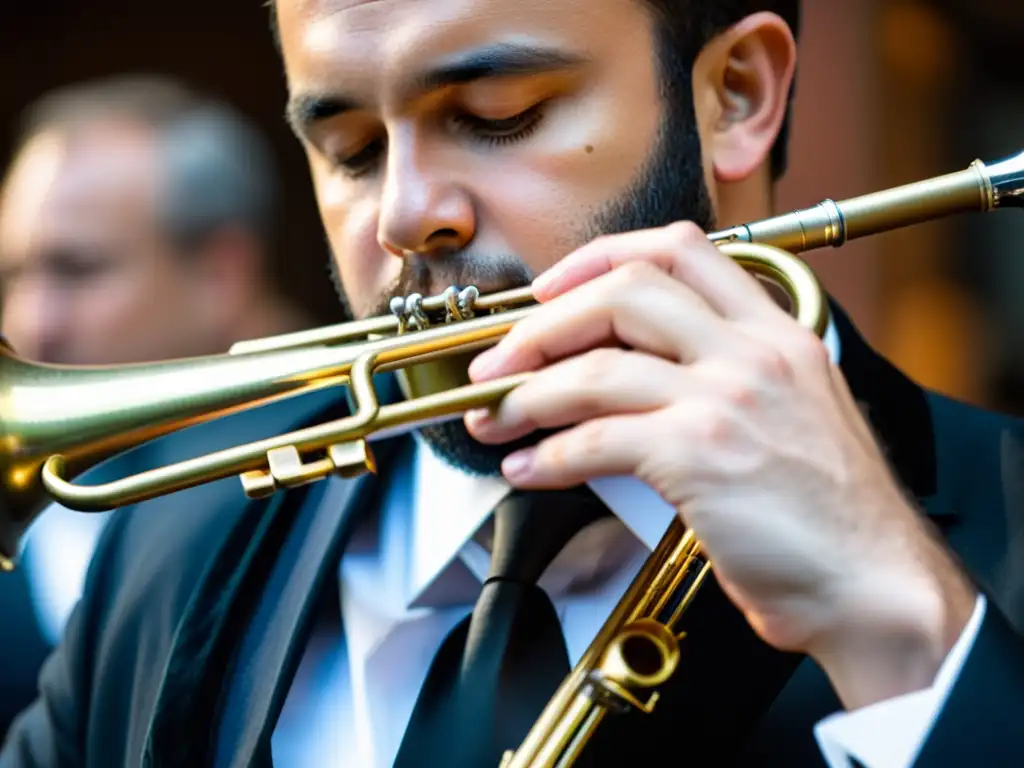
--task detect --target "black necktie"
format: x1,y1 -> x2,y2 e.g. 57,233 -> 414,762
393,488 -> 607,767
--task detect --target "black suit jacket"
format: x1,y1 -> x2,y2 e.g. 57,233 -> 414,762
2,306 -> 1024,767
0,422 -> 229,743
0,547 -> 51,744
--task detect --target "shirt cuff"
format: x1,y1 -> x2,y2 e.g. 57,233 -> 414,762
813,593 -> 986,768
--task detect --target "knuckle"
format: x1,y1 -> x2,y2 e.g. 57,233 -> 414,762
637,454 -> 685,506
787,327 -> 831,370
667,220 -> 706,244
591,231 -> 621,249
719,373 -> 759,410
614,258 -> 661,286
665,222 -> 713,279
697,407 -> 734,446
566,349 -> 619,403
579,346 -> 621,374
535,435 -> 566,474
744,344 -> 794,385
575,420 -> 609,455
588,231 -> 628,259
544,420 -> 605,471
673,402 -> 732,447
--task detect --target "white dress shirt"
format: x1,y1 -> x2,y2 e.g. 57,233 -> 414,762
271,317 -> 986,768
815,595 -> 985,768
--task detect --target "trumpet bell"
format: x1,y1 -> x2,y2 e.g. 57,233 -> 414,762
0,289 -> 534,570
0,337 -> 345,569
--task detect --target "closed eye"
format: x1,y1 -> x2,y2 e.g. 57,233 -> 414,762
332,135 -> 386,178
329,104 -> 544,178
449,104 -> 544,145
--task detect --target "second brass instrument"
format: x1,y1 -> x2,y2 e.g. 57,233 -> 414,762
0,147 -> 1021,762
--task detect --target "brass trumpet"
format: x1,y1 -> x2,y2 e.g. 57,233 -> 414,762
0,149 -> 1021,764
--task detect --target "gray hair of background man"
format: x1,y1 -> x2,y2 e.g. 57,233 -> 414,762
12,74 -> 281,255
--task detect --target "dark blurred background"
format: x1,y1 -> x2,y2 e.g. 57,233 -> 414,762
0,0 -> 1022,406
0,0 -> 345,330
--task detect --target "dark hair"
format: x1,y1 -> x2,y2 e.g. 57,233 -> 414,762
643,1 -> 801,179
266,0 -> 800,179
13,74 -> 281,253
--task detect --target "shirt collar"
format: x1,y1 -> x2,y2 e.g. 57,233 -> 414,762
406,434 -> 509,605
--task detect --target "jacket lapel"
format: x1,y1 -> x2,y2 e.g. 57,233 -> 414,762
829,301 -> 950,517
142,485 -> 309,768
215,467 -> 383,768
992,425 -> 1024,632
142,377 -> 406,768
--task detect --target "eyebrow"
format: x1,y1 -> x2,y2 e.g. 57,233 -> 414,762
286,42 -> 586,137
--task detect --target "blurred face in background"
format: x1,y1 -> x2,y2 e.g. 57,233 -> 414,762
0,120 -> 225,365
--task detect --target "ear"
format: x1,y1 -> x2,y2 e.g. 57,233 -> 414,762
693,12 -> 797,183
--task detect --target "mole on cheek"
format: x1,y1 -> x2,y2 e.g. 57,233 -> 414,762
584,144 -> 594,154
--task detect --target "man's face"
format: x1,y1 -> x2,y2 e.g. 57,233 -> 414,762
276,0 -> 718,471
0,122 -> 214,365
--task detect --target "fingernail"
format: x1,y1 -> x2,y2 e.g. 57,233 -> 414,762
502,448 -> 535,481
468,350 -> 497,380
532,264 -> 565,296
464,407 -> 492,431
468,354 -> 491,380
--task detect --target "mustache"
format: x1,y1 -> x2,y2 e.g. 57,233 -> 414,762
368,251 -> 534,317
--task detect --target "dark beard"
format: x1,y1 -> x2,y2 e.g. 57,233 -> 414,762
411,112 -> 714,475
329,88 -> 715,476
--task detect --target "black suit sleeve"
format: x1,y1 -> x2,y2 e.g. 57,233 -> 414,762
913,597 -> 1024,767
0,511 -> 129,768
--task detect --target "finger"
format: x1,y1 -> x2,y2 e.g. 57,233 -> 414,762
533,221 -> 785,326
532,225 -> 674,298
469,261 -> 742,381
465,348 -> 685,445
500,412 -> 651,489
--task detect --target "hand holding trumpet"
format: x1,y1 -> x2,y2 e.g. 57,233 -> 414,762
464,221 -> 977,712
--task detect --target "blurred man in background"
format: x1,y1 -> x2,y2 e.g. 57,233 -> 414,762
0,75 -> 314,740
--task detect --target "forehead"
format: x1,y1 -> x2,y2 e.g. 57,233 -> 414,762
0,124 -> 159,261
276,0 -> 655,95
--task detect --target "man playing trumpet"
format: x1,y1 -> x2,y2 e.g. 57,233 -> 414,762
3,0 -> 1024,766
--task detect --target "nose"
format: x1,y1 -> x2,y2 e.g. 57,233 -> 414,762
377,136 -> 475,258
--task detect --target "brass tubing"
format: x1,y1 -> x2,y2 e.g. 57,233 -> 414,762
3,149 -> 1020,581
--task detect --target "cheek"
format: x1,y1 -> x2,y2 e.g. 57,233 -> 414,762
90,268 -> 177,328
58,276 -> 162,361
473,159 -> 590,274
97,267 -> 215,361
318,177 -> 399,318
475,77 -> 662,273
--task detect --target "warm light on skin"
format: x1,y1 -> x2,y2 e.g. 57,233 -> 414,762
0,130 -> 68,264
275,0 -> 796,320
0,121 -> 237,365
